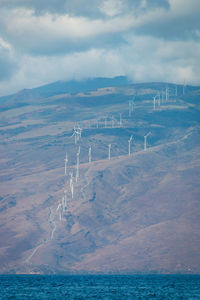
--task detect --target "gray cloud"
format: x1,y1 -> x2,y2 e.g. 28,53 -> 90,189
0,0 -> 169,17
0,7 -> 134,55
0,0 -> 199,96
132,0 -> 200,40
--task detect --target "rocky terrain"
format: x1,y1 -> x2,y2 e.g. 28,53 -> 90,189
0,77 -> 199,274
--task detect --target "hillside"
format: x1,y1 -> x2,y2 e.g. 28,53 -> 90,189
0,78 -> 200,274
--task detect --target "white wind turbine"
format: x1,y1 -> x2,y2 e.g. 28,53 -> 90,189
70,172 -> 74,199
77,124 -> 82,139
108,144 -> 111,160
76,146 -> 81,182
128,135 -> 133,156
64,152 -> 68,175
56,202 -> 62,221
144,132 -> 151,151
89,146 -> 92,164
71,125 -> 81,145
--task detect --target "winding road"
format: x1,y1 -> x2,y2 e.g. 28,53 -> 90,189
24,206 -> 57,264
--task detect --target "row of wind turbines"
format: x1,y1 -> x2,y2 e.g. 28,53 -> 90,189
56,84 -> 184,220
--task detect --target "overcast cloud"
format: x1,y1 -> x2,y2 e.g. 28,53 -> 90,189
0,0 -> 200,96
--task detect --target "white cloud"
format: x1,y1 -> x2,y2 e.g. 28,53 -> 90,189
0,7 -> 135,55
99,0 -> 124,17
0,0 -> 200,96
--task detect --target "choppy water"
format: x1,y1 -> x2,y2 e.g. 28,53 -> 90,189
0,274 -> 200,299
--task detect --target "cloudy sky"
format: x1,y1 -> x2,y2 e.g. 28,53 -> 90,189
0,0 -> 200,96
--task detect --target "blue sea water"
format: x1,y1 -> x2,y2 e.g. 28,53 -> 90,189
0,275 -> 200,299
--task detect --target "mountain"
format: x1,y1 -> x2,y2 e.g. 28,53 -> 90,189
0,76 -> 130,104
0,77 -> 200,274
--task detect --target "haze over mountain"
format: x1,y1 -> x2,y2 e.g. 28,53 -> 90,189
0,77 -> 199,274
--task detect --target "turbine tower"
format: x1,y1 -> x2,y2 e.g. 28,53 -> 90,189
128,135 -> 133,156
89,146 -> 92,164
76,146 -> 81,182
70,172 -> 74,199
71,125 -> 81,145
108,144 -> 111,160
64,190 -> 67,210
64,152 -> 68,175
77,124 -> 82,141
144,132 -> 151,151
56,203 -> 62,221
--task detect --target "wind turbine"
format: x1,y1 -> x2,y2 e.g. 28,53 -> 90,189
128,135 -> 133,156
76,146 -> 81,182
153,94 -> 160,110
77,124 -> 82,138
89,146 -> 92,164
64,190 -> 67,210
108,144 -> 111,160
71,126 -> 81,144
64,152 -> 68,175
70,172 -> 74,199
56,203 -> 62,221
144,132 -> 151,151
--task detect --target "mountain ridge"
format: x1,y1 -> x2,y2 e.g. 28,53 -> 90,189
0,78 -> 199,274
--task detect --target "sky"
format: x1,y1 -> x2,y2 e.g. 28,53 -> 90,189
0,0 -> 200,96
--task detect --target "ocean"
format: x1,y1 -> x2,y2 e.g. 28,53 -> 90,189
0,275 -> 199,299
